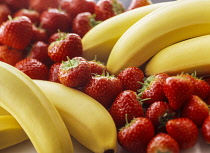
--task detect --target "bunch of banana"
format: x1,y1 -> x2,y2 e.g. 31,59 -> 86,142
0,106 -> 9,116
82,1 -> 173,63
34,80 -> 117,153
106,0 -> 210,75
145,35 -> 210,76
0,61 -> 73,153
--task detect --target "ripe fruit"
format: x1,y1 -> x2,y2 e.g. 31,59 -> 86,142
163,75 -> 194,110
166,118 -> 199,150
0,16 -> 33,50
15,58 -> 49,80
118,117 -> 154,153
117,66 -> 144,92
201,115 -> 210,144
109,90 -> 144,129
48,62 -> 61,83
5,0 -> 29,12
0,4 -> 11,25
48,33 -> 83,63
83,72 -> 122,109
147,132 -> 179,153
88,59 -> 108,75
31,24 -> 48,43
127,0 -> 152,11
95,0 -> 125,21
58,57 -> 91,88
29,0 -> 60,13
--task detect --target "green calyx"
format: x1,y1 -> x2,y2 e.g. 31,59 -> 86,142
138,75 -> 155,93
112,0 -> 124,15
61,57 -> 80,70
89,14 -> 102,27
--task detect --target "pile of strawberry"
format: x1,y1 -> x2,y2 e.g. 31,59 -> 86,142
4,0 -> 210,153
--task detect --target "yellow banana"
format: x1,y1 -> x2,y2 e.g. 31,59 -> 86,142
82,1 -> 173,63
0,62 -> 73,153
107,0 -> 210,75
34,80 -> 117,153
145,35 -> 210,76
0,115 -> 28,150
0,107 -> 9,116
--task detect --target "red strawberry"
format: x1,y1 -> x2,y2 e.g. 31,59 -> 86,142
27,41 -> 53,67
5,0 -> 29,12
201,115 -> 210,144
48,33 -> 83,63
0,4 -> 11,25
48,31 -> 67,44
109,90 -> 144,129
163,75 -> 194,111
15,58 -> 49,80
95,0 -> 125,21
138,73 -> 169,105
83,72 -> 122,109
166,118 -> 199,149
88,59 -> 108,75
31,24 -> 48,43
181,95 -> 209,127
0,45 -> 23,66
72,12 -> 101,38
0,16 -> 33,50
48,62 -> 61,83
58,57 -> 91,88
127,0 -> 152,11
29,0 -> 60,13
118,117 -> 154,153
117,66 -> 144,92
40,8 -> 72,35
146,132 -> 179,153
146,101 -> 175,132
13,9 -> 40,25
60,0 -> 96,20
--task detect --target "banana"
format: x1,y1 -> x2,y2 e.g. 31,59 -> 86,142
0,62 -> 73,153
107,0 -> 210,75
33,80 -> 117,153
82,1 -> 173,63
0,106 -> 9,116
0,115 -> 28,150
145,35 -> 210,76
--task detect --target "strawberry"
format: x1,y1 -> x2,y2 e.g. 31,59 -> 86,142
166,118 -> 199,149
201,115 -> 210,144
60,0 -> 96,20
0,45 -> 23,66
48,62 -> 61,83
138,73 -> 169,105
40,8 -> 72,36
5,0 -> 29,12
72,12 -> 101,38
0,16 -> 33,50
146,132 -> 179,153
13,8 -> 40,25
48,31 -> 67,44
88,59 -> 108,75
117,66 -> 144,92
118,117 -> 154,153
0,4 -> 11,25
94,0 -> 125,21
163,75 -> 194,111
27,41 -> 53,67
109,90 -> 144,129
146,101 -> 175,133
15,58 -> 49,80
31,24 -> 48,43
48,33 -> 83,63
58,57 -> 91,88
127,0 -> 152,11
29,0 -> 60,13
181,95 -> 209,127
83,72 -> 122,109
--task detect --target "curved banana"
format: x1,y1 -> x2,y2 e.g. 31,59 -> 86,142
107,0 -> 210,75
82,1 -> 173,63
33,80 -> 117,153
0,106 -> 9,116
145,35 -> 210,76
0,115 -> 28,150
0,62 -> 73,153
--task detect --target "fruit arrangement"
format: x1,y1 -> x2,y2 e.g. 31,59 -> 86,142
1,0 -> 210,153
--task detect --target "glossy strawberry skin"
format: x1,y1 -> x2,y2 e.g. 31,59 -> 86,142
109,90 -> 144,129
15,58 -> 49,80
181,95 -> 209,128
201,115 -> 210,144
193,78 -> 210,100
31,25 -> 48,43
166,118 -> 199,150
0,4 -> 11,25
83,74 -> 122,109
118,117 -> 154,153
29,0 -> 60,13
147,132 -> 179,153
48,33 -> 83,63
88,60 -> 108,75
127,0 -> 151,11
5,0 -> 29,12
48,62 -> 61,83
0,16 -> 33,50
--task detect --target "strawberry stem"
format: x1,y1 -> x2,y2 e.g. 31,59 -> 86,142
61,57 -> 80,70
